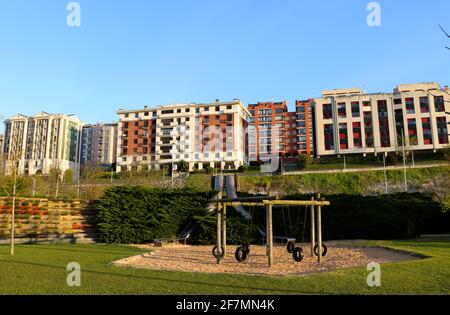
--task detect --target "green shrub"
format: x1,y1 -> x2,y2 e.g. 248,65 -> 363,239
204,166 -> 213,174
238,165 -> 248,173
297,154 -> 313,170
96,186 -> 214,244
177,160 -> 189,172
283,192 -> 449,240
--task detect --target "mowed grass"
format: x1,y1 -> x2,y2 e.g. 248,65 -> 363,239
0,236 -> 449,295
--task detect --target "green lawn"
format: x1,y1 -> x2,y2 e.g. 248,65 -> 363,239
0,236 -> 449,295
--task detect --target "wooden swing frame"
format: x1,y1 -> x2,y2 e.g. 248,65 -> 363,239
212,195 -> 330,267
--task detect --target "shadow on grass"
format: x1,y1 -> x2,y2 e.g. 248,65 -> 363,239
0,259 -> 336,295
8,245 -> 145,257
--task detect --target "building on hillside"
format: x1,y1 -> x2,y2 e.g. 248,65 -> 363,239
284,112 -> 298,159
313,82 -> 450,158
116,100 -> 251,172
2,112 -> 83,176
80,123 -> 118,170
247,101 -> 294,163
295,99 -> 315,156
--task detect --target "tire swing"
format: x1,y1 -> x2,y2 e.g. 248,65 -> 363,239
293,247 -> 304,262
212,245 -> 225,258
235,246 -> 248,262
242,243 -> 250,255
314,244 -> 328,257
292,205 -> 308,263
286,241 -> 295,253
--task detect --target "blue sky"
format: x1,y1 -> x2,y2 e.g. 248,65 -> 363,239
0,0 -> 449,131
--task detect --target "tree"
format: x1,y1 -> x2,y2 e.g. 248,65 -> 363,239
297,154 -> 313,170
439,25 -> 450,50
1,147 -> 21,255
177,160 -> 189,173
80,162 -> 104,200
48,159 -> 64,199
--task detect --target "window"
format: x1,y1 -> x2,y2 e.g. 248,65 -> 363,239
323,104 -> 332,119
422,118 -> 432,145
215,106 -> 220,112
351,102 -> 360,118
324,124 -> 334,150
437,117 -> 448,144
339,123 -> 348,149
395,109 -> 405,145
394,99 -> 402,105
420,97 -> 429,113
407,119 -> 418,145
405,98 -> 415,114
337,103 -> 346,118
378,100 -> 390,147
353,122 -> 362,148
435,96 -> 445,112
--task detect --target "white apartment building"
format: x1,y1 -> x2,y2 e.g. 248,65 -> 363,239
2,112 -> 83,176
117,100 -> 250,172
314,82 -> 450,157
80,123 -> 118,169
116,100 -> 251,172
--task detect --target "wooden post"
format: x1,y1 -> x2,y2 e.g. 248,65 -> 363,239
216,203 -> 222,264
222,204 -> 227,255
316,193 -> 323,264
265,202 -> 268,255
310,196 -> 315,258
268,204 -> 273,267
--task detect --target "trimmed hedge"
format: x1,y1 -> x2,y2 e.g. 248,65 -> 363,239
281,193 -> 450,241
97,186 -> 450,244
96,186 -> 214,244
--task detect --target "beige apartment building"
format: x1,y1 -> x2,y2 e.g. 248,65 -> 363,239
314,82 -> 450,157
80,123 -> 118,170
2,112 -> 83,176
116,100 -> 251,172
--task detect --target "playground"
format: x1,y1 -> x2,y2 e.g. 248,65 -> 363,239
113,243 -> 419,276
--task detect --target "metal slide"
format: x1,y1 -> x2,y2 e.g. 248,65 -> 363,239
224,175 -> 266,237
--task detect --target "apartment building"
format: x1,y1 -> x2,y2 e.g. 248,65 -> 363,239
2,112 -> 82,176
313,82 -> 450,157
248,101 -> 291,163
295,99 -> 315,156
116,100 -> 251,172
80,123 -> 118,169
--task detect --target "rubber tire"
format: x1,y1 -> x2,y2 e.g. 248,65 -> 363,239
287,241 -> 295,254
314,244 -> 328,257
235,246 -> 248,262
212,245 -> 225,258
293,247 -> 304,262
242,243 -> 250,255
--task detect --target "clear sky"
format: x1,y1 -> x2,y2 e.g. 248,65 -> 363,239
0,0 -> 449,131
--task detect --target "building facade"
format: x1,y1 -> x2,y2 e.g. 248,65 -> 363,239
80,123 -> 118,170
295,99 -> 315,156
313,83 -> 450,157
116,100 -> 251,172
248,101 -> 291,163
2,112 -> 83,176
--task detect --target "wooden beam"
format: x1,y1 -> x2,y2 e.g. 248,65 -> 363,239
262,200 -> 330,206
310,196 -> 315,258
316,194 -> 323,264
220,202 -> 262,207
216,203 -> 222,264
222,204 -> 227,255
268,203 -> 273,267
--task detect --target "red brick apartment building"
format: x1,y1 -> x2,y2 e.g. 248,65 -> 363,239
295,99 -> 315,156
248,101 -> 300,163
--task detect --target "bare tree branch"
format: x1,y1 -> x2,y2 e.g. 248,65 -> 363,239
439,24 -> 450,50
